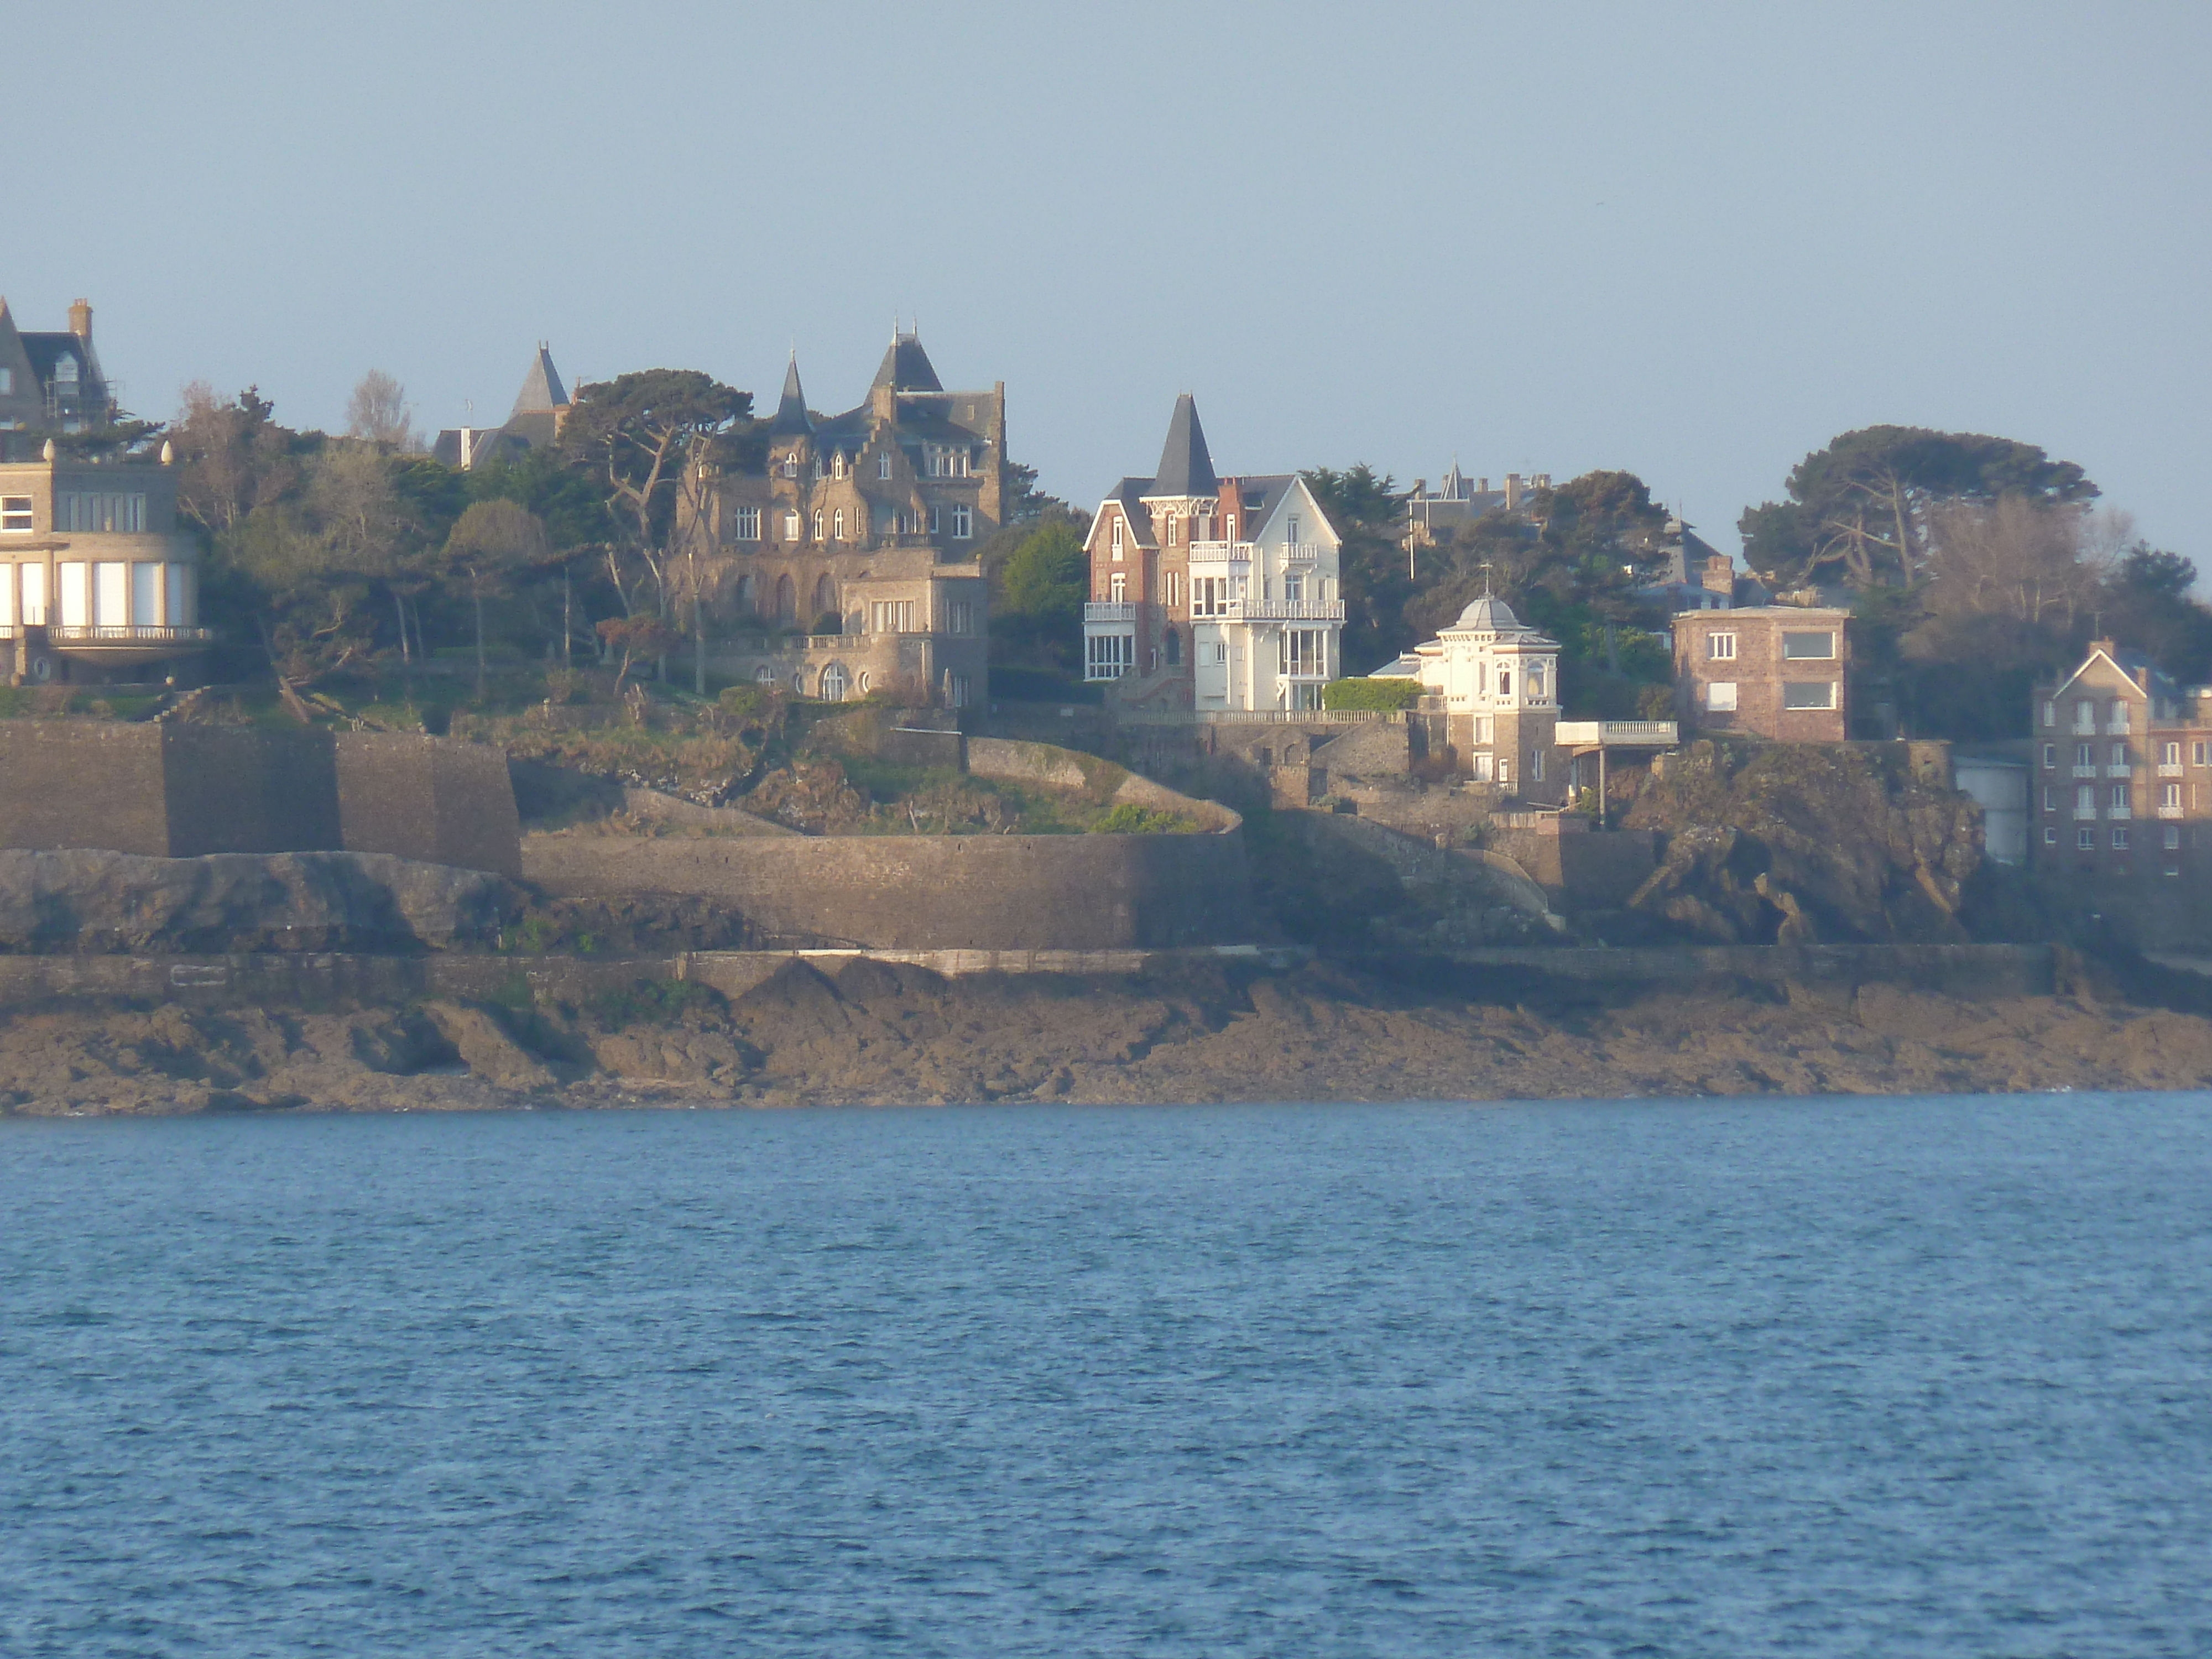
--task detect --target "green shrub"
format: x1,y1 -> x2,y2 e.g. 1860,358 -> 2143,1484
1091,802 -> 1196,834
1321,676 -> 1421,712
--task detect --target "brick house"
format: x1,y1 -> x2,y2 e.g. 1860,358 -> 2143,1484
677,331 -> 995,708
1080,395 -> 1345,712
1673,607 -> 1849,742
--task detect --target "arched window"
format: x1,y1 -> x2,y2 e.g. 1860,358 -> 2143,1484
813,574 -> 836,619
780,454 -> 797,478
754,664 -> 777,684
1164,628 -> 1182,666
812,510 -> 824,541
832,508 -> 844,541
857,671 -> 873,695
736,573 -> 757,613
774,573 -> 795,623
833,452 -> 847,479
782,510 -> 800,541
1498,669 -> 1511,698
820,662 -> 849,702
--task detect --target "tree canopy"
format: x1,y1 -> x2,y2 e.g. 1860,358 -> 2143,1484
1740,425 -> 2098,591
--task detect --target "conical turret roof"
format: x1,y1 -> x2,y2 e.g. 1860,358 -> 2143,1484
770,355 -> 813,436
1149,394 -> 1218,497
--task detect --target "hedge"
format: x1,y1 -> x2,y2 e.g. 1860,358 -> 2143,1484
1320,676 -> 1422,712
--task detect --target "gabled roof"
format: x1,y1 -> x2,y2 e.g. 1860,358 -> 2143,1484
1147,394 -> 1218,497
872,332 -> 942,392
770,356 -> 813,436
510,344 -> 567,417
1091,478 -> 1159,550
2051,644 -> 2173,705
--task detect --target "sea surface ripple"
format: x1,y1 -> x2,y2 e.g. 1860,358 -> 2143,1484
2,1094 -> 2207,1656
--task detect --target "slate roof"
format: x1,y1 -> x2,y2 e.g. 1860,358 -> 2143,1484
1147,394 -> 1218,497
872,332 -> 943,392
510,345 -> 567,417
770,356 -> 813,436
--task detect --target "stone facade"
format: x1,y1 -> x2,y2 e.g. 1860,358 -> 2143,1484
1673,607 -> 1849,742
1081,395 -> 1345,712
0,446 -> 210,684
681,332 -> 999,708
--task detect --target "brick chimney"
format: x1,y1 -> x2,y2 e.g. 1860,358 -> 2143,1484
68,299 -> 91,339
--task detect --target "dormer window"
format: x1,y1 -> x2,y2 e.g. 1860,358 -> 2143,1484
781,455 -> 797,478
55,356 -> 79,384
833,452 -> 847,479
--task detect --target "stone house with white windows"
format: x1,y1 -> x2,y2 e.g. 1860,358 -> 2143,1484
0,442 -> 211,685
676,331 -> 994,707
2027,641 -> 2212,895
1673,607 -> 1849,742
1081,395 -> 1344,712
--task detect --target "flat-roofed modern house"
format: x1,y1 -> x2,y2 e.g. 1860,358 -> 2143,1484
1673,607 -> 1849,742
0,444 -> 211,684
1081,395 -> 1345,712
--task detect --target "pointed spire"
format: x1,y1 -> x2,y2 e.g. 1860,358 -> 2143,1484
1150,394 -> 1218,497
510,343 -> 568,417
770,353 -> 813,436
872,331 -> 942,393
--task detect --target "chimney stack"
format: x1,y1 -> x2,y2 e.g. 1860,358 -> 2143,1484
68,299 -> 92,340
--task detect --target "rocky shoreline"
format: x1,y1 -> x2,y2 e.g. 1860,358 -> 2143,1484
4,956 -> 2209,1116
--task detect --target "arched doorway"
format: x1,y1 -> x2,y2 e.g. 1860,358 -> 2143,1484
774,573 -> 796,624
1164,627 -> 1182,666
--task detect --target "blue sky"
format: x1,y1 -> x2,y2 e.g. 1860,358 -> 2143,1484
11,1 -> 2208,557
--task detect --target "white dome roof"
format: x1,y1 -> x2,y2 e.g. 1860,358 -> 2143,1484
1453,593 -> 1521,630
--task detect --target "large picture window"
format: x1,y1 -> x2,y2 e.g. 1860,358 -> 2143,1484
1782,682 -> 1836,709
1086,630 -> 1135,680
1705,681 -> 1738,712
1781,630 -> 1835,660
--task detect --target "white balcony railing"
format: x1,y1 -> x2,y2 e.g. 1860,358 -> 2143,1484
1283,542 -> 1321,562
2111,805 -> 2133,821
2107,765 -> 2134,779
1556,719 -> 1681,747
47,625 -> 216,645
2159,805 -> 2185,820
1187,541 -> 1252,563
2072,766 -> 2098,779
2075,807 -> 2098,821
1083,602 -> 1138,624
1215,598 -> 1346,623
2159,763 -> 2184,778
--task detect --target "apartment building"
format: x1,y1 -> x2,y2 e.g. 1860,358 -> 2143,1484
2027,641 -> 2212,880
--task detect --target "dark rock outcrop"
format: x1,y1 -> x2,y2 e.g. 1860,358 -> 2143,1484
0,849 -> 523,954
1621,741 -> 1983,944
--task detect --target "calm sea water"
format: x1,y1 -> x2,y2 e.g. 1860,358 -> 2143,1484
2,1095 -> 2208,1657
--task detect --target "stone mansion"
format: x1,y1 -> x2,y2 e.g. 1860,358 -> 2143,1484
677,331 -> 997,707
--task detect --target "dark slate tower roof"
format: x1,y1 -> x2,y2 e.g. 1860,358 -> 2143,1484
510,344 -> 568,417
872,331 -> 943,392
770,354 -> 813,435
1150,394 -> 1218,497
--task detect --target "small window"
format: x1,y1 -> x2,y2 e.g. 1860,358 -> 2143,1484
2196,742 -> 2210,767
2043,827 -> 2058,846
878,453 -> 892,480
2111,743 -> 2130,768
1109,573 -> 1126,602
2076,784 -> 2095,811
1531,749 -> 1545,782
952,505 -> 973,539
0,496 -> 31,533
2077,828 -> 2095,850
1498,670 -> 1511,698
1781,630 -> 1835,660
1706,681 -> 1738,712
928,505 -> 942,536
781,455 -> 797,478
2111,783 -> 2130,810
2074,701 -> 2096,733
782,510 -> 800,540
2076,743 -> 2094,768
2042,743 -> 2056,768
1496,758 -> 1511,786
2042,787 -> 2054,812
2164,742 -> 2183,766
54,356 -> 78,384
2041,700 -> 2056,727
833,452 -> 847,479
0,368 -> 12,395
1707,633 -> 1736,660
2110,701 -> 2131,731
1112,518 -> 1124,553
832,509 -> 844,541
2164,782 -> 2183,808
733,506 -> 760,541
1782,682 -> 1837,710
2112,826 -> 2130,849
2166,826 -> 2183,850
812,510 -> 823,541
